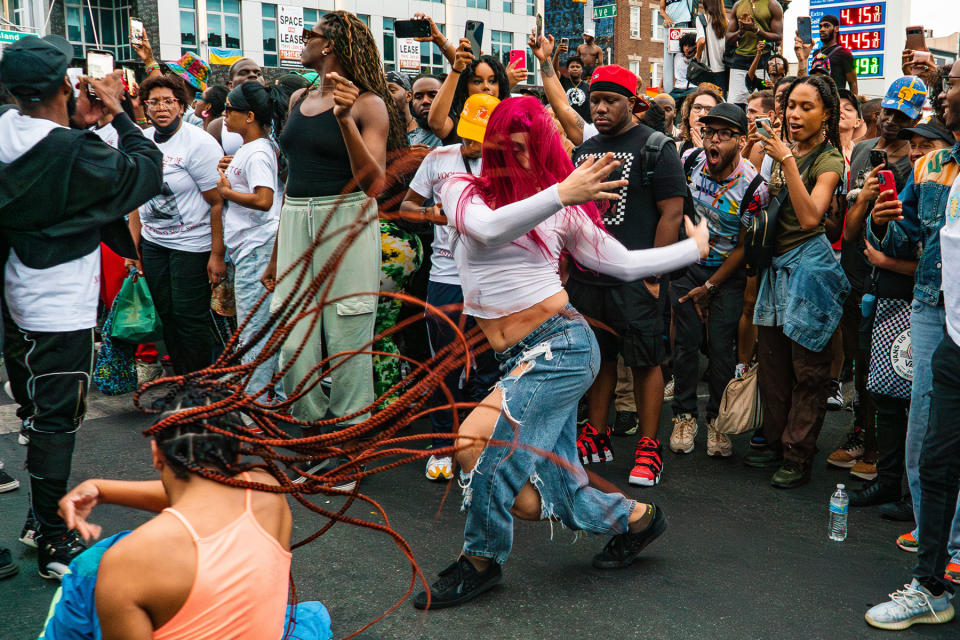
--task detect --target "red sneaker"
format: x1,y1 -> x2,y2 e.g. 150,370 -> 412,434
577,422 -> 613,464
946,561 -> 960,585
629,437 -> 663,487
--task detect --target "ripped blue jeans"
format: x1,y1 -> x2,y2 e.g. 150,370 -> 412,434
461,305 -> 636,565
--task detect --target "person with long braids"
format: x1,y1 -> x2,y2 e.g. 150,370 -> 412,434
264,12 -> 406,472
743,75 -> 850,488
413,97 -> 709,609
426,39 -> 511,143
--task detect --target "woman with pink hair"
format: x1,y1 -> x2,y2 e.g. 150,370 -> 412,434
413,97 -> 709,609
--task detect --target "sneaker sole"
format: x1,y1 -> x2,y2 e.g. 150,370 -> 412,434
865,604 -> 955,630
669,443 -> 694,454
946,572 -> 960,585
628,474 -> 660,487
38,563 -> 70,581
412,573 -> 502,610
851,471 -> 878,481
771,474 -> 810,489
743,457 -> 784,469
706,449 -> 733,458
0,479 -> 20,492
826,458 -> 859,469
19,533 -> 37,549
17,434 -> 28,446
592,510 -> 668,570
897,541 -> 919,553
749,439 -> 767,449
0,563 -> 18,579
612,428 -> 639,437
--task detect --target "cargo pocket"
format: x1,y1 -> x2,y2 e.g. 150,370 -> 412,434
336,297 -> 376,316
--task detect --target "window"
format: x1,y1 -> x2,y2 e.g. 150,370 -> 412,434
207,0 -> 241,50
302,9 -> 327,30
526,0 -> 536,16
64,0 -> 134,61
526,48 -> 536,84
650,61 -> 663,88
420,23 -> 445,74
11,0 -> 32,27
383,17 -> 396,72
179,0 -> 198,56
356,14 -> 370,27
467,0 -> 488,8
503,0 -> 513,12
630,7 -> 642,39
491,30 -> 512,69
262,4 -> 278,67
651,9 -> 665,41
629,60 -> 642,78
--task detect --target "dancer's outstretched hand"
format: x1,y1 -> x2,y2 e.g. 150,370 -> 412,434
557,153 -> 628,206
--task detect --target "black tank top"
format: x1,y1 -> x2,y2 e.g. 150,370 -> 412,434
279,99 -> 355,197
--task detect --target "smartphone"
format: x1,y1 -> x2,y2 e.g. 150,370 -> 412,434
913,50 -> 934,65
121,67 -> 137,95
870,148 -> 888,168
465,20 -> 484,56
905,25 -> 927,52
877,170 -> 898,201
129,17 -> 145,46
394,19 -> 431,39
87,49 -> 114,79
560,37 -> 569,49
797,17 -> 813,45
536,13 -> 543,39
509,49 -> 526,71
755,117 -> 773,138
67,67 -> 83,98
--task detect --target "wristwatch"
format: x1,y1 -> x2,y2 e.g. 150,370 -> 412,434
704,281 -> 718,294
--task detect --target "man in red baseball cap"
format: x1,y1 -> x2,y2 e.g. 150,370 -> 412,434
568,65 -> 690,489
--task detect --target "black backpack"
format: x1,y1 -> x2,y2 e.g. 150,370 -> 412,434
682,147 -> 764,234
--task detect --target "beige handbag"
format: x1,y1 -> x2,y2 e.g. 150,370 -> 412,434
713,363 -> 763,435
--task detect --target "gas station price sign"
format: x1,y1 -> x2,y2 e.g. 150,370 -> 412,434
838,29 -> 884,51
810,0 -> 886,78
838,3 -> 884,26
853,54 -> 883,78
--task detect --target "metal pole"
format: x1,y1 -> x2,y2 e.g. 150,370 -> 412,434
85,0 -> 100,48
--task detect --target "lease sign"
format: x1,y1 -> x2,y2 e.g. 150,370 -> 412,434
278,5 -> 304,68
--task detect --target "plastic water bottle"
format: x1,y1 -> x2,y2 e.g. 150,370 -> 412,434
829,484 -> 849,542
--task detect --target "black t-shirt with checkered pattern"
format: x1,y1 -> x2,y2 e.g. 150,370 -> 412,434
570,122 -> 689,285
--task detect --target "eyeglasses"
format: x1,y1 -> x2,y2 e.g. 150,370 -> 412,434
941,76 -> 960,95
302,27 -> 326,43
701,126 -> 739,141
690,103 -> 712,113
145,97 -> 180,108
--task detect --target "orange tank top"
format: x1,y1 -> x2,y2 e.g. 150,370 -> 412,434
153,475 -> 292,640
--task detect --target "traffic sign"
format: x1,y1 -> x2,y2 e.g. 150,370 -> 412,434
0,29 -> 32,45
593,4 -> 617,20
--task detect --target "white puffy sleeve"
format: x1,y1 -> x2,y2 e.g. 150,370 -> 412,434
440,178 -> 564,246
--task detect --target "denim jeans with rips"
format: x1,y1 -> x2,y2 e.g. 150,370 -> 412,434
461,305 -> 636,565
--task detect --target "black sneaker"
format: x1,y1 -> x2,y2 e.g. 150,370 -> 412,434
37,530 -> 86,580
0,546 -> 17,580
592,505 -> 667,569
19,508 -> 38,549
412,556 -> 502,610
0,463 -> 19,493
611,411 -> 639,436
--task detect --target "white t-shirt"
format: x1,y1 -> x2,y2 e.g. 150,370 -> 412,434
92,123 -> 119,148
941,172 -> 960,345
222,128 -> 244,156
139,124 -> 223,252
583,122 -> 599,143
408,144 -> 482,285
223,138 -> 281,262
664,0 -> 694,24
696,14 -> 726,73
0,110 -> 101,332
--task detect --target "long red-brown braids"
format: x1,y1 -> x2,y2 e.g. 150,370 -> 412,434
131,149 -> 504,638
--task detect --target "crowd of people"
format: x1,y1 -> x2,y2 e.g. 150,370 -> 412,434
0,1 -> 959,636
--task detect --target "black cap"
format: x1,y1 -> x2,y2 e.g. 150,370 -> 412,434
0,35 -> 74,102
699,102 -> 748,134
897,117 -> 955,145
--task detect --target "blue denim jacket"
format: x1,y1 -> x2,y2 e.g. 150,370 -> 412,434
753,233 -> 850,352
868,143 -> 960,307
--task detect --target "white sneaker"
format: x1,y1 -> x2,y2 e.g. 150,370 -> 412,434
136,360 -> 164,386
669,413 -> 697,454
826,379 -> 844,410
2,380 -> 13,401
293,457 -> 361,491
663,377 -> 675,401
706,422 -> 733,458
425,454 -> 454,481
865,579 -> 955,630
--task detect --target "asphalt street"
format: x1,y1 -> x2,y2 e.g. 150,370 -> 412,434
0,385 -> 956,639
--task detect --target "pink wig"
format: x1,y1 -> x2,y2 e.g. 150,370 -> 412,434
454,96 -> 605,254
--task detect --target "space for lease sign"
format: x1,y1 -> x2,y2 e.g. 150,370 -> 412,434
278,5 -> 304,68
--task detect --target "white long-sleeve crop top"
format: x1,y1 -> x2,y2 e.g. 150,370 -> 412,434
440,177 -> 700,319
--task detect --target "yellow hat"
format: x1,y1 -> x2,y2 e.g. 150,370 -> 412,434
457,93 -> 500,143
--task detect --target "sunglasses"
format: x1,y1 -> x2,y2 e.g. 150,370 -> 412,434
302,27 -> 326,43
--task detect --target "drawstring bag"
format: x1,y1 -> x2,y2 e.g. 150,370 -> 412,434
111,271 -> 163,345
93,295 -> 138,395
866,298 -> 912,399
713,363 -> 764,435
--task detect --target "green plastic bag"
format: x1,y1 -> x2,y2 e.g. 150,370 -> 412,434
110,273 -> 163,344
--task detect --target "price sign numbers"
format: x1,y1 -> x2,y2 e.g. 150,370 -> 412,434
839,3 -> 883,26
838,29 -> 882,51
853,54 -> 883,78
